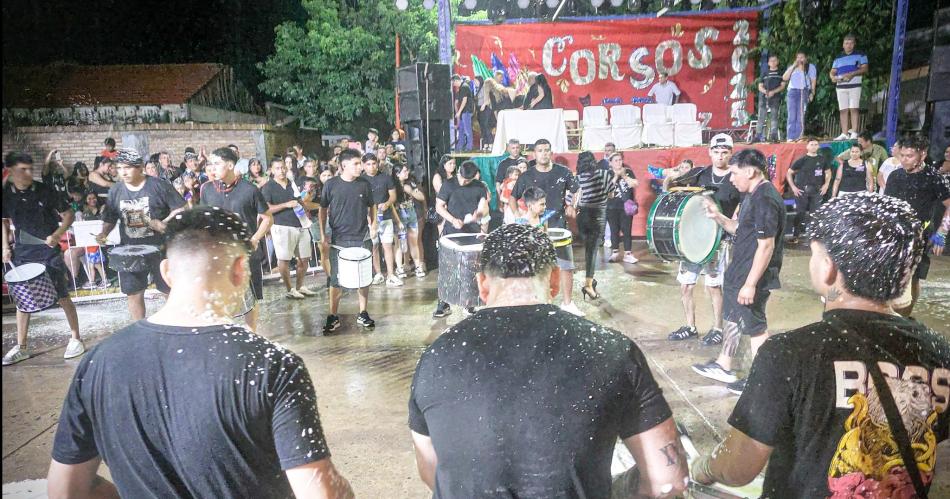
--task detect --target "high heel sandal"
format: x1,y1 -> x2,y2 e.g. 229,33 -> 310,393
581,285 -> 600,300
592,279 -> 598,292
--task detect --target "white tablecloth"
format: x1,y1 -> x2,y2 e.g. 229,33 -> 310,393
491,108 -> 570,155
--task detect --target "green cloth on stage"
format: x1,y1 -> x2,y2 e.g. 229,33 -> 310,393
469,154 -> 506,210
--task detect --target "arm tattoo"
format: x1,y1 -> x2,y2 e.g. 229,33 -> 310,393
660,442 -> 678,466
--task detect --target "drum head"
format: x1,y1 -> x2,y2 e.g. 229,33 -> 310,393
547,228 -> 573,247
440,233 -> 485,251
4,263 -> 47,283
112,245 -> 160,256
338,247 -> 371,261
677,196 -> 721,264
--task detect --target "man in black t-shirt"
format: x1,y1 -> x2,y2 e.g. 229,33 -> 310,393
511,138 -> 583,316
409,224 -> 687,498
318,149 -> 377,333
199,146 -> 273,331
692,193 -> 949,498
97,149 -> 186,320
1,153 -> 85,366
363,153 -> 402,288
755,54 -> 786,142
786,137 -> 832,241
494,139 -> 525,194
883,136 -> 950,316
262,158 -> 318,300
693,149 -> 785,395
47,207 -> 354,499
432,161 -> 490,318
453,75 -> 474,152
664,134 -> 741,345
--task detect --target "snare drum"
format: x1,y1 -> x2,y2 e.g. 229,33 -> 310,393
108,245 -> 162,273
337,246 -> 373,289
547,228 -> 574,264
4,263 -> 58,313
647,191 -> 722,264
437,233 -> 486,309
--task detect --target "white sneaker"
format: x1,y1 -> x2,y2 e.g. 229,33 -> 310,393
603,238 -> 612,247
2,345 -> 31,366
64,338 -> 85,359
559,302 -> 586,317
848,130 -> 858,139
623,252 -> 639,264
834,133 -> 849,141
286,289 -> 306,299
296,286 -> 318,296
395,267 -> 408,279
415,268 -> 427,278
386,275 -> 404,287
372,273 -> 385,286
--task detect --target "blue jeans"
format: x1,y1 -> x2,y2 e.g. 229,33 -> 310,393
457,112 -> 473,151
786,89 -> 808,141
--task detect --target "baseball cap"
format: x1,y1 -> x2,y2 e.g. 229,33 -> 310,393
709,133 -> 734,150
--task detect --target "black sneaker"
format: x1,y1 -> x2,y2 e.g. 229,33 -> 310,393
432,301 -> 452,318
701,328 -> 723,346
323,315 -> 341,335
356,311 -> 375,329
727,378 -> 746,395
667,325 -> 698,341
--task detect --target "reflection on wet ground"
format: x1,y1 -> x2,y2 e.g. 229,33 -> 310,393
3,243 -> 948,496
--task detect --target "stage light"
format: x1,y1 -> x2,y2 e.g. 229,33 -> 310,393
610,0 -> 623,6
546,0 -> 559,8
591,0 -> 605,7
464,0 -> 478,8
517,0 -> 531,7
396,0 -> 409,9
423,0 -> 435,9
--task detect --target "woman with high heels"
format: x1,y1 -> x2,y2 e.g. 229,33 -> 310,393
575,151 -> 614,300
606,153 -> 639,264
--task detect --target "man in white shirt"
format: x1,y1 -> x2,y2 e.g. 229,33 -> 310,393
648,72 -> 680,106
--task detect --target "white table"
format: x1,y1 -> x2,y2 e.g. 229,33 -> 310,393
491,108 -> 570,155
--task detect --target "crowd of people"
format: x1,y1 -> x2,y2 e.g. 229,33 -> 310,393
2,121 -> 949,498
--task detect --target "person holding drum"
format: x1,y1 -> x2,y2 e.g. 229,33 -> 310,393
96,149 -> 186,321
511,138 -> 583,316
432,161 -> 490,318
199,146 -> 274,331
319,148 -> 378,333
692,149 -> 785,395
663,134 -> 741,345
2,152 -> 85,366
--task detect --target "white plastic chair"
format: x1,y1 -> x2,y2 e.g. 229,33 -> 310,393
563,109 -> 582,150
581,106 -> 614,150
670,103 -> 703,147
641,104 -> 674,147
609,105 -> 643,149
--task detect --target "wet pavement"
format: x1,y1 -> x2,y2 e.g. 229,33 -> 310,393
3,242 -> 949,497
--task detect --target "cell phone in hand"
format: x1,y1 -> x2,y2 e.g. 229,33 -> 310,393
54,151 -> 62,161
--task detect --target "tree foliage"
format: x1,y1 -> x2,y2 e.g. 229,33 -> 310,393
759,0 -> 895,134
258,0 -> 438,134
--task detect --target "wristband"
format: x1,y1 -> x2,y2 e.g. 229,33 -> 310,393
930,232 -> 946,248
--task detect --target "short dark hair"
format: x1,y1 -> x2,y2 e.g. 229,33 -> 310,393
361,153 -> 378,163
480,224 -> 556,279
227,144 -> 239,150
605,142 -> 616,148
576,151 -> 597,175
165,206 -> 251,258
522,186 -> 546,204
4,152 -> 33,168
338,148 -> 362,165
902,135 -> 928,152
98,156 -> 113,168
459,161 -> 479,180
534,138 -> 552,149
843,33 -> 856,41
804,136 -> 819,143
858,131 -> 873,142
729,149 -> 767,174
104,137 -> 116,147
808,193 -> 922,301
212,147 -> 239,164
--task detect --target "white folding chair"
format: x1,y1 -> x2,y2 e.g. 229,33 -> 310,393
609,105 -> 643,149
581,106 -> 614,151
641,103 -> 674,147
670,103 -> 703,147
563,109 -> 582,150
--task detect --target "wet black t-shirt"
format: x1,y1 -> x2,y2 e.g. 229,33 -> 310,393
102,176 -> 186,246
364,172 -> 396,221
320,176 -> 374,244
511,163 -> 579,229
408,304 -> 672,499
455,84 -> 475,114
52,321 -> 330,499
725,181 -> 784,290
790,154 -> 831,189
437,177 -> 488,235
680,165 -> 741,218
199,179 -> 268,233
884,167 -> 950,236
1,181 -> 69,262
838,160 -> 868,193
494,156 -> 525,187
729,310 -> 950,498
261,179 -> 301,227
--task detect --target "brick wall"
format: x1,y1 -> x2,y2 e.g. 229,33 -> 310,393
1,123 -> 322,171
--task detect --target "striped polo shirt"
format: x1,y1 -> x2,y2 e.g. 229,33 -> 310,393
832,51 -> 868,89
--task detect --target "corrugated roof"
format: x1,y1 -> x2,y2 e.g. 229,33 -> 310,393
3,63 -> 227,108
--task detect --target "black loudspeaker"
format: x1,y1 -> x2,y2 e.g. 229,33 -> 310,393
397,63 -> 452,122
928,46 -> 950,102
403,119 -> 451,197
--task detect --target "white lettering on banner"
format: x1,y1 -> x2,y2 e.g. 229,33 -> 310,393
688,27 -> 719,69
833,361 -> 949,413
627,47 -> 655,90
570,49 -> 597,85
597,43 -> 625,81
542,36 -> 573,77
654,40 -> 683,77
730,19 -> 751,126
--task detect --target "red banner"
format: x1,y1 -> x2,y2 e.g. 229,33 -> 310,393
455,12 -> 758,129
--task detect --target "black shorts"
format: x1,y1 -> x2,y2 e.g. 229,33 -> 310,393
119,255 -> 169,295
249,246 -> 264,300
723,286 -> 770,336
13,247 -> 70,301
329,239 -> 373,288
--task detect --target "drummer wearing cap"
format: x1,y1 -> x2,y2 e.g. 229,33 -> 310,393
663,133 -> 741,345
2,152 -> 85,366
693,149 -> 785,395
96,149 -> 187,321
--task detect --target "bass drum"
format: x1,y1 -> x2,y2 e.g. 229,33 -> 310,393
647,190 -> 722,265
